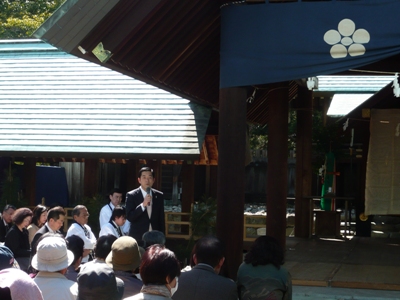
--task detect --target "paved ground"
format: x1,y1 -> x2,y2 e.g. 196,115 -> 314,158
284,236 -> 400,299
293,286 -> 400,300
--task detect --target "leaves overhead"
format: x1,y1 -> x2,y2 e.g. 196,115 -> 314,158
0,0 -> 65,39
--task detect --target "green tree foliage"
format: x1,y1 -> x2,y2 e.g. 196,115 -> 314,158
0,0 -> 65,39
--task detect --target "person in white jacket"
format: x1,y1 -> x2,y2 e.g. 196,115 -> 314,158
66,205 -> 96,263
99,206 -> 126,238
99,188 -> 130,235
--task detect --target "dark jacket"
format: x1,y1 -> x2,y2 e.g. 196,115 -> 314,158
125,187 -> 165,245
0,215 -> 12,243
172,264 -> 238,300
4,225 -> 31,258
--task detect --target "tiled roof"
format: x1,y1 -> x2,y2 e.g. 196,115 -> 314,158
0,39 -> 211,159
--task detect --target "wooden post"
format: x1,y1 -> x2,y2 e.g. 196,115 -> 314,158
266,82 -> 289,250
126,159 -> 139,192
84,159 -> 99,197
295,86 -> 313,238
181,162 -> 195,213
217,87 -> 246,280
24,157 -> 37,206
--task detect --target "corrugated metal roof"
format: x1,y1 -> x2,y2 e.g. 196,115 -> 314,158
327,94 -> 373,116
316,75 -> 393,93
0,39 -> 211,159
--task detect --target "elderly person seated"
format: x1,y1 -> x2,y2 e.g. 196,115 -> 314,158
106,236 -> 142,298
125,245 -> 180,300
142,230 -> 166,248
237,235 -> 292,300
0,268 -> 43,300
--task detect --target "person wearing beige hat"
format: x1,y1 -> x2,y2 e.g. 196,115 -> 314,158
31,233 -> 77,300
106,236 -> 143,298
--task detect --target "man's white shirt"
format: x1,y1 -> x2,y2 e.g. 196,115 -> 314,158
99,202 -> 130,234
65,223 -> 96,263
99,221 -> 124,238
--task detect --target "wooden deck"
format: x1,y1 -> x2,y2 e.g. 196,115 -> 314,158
284,236 -> 400,291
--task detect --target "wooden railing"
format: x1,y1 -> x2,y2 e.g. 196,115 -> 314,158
164,211 -> 192,239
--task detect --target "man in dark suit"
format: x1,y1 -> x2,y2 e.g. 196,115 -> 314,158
30,206 -> 65,257
0,204 -> 16,242
172,236 -> 238,300
125,167 -> 165,246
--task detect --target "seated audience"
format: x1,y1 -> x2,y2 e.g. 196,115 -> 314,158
75,234 -> 125,298
142,230 -> 166,248
172,236 -> 238,300
5,207 -> 33,272
125,245 -> 180,300
94,235 -> 117,261
31,234 -> 77,299
0,245 -> 19,271
99,206 -> 126,238
237,235 -> 292,300
30,206 -> 65,258
27,205 -> 48,244
0,268 -> 43,300
66,205 -> 96,263
65,235 -> 84,282
105,236 -> 142,298
0,205 -> 16,243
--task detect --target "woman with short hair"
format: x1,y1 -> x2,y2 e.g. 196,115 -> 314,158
125,244 -> 180,299
237,235 -> 292,300
5,207 -> 33,272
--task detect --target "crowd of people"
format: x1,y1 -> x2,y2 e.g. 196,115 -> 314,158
0,166 -> 292,300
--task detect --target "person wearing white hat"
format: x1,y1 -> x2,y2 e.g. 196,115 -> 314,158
31,234 -> 77,300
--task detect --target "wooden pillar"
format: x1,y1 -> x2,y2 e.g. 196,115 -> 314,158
24,158 -> 37,206
126,159 -> 139,192
181,162 -> 195,213
146,160 -> 162,191
217,87 -> 246,280
266,82 -> 289,250
294,86 -> 313,238
84,159 -> 99,197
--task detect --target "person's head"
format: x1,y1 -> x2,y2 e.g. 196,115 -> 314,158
31,205 -> 48,228
140,245 -> 180,294
46,206 -> 66,232
191,236 -> 225,274
94,235 -> 117,260
106,236 -> 141,272
31,234 -> 74,273
66,235 -> 84,268
109,206 -> 126,227
244,235 -> 284,269
137,167 -> 155,190
142,230 -> 166,248
72,205 -> 89,226
0,245 -> 18,271
109,188 -> 123,207
12,207 -> 33,229
2,205 -> 16,224
0,268 -> 43,300
77,261 -> 122,300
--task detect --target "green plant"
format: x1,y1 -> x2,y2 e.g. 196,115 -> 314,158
81,193 -> 103,237
176,195 -> 217,264
0,164 -> 26,208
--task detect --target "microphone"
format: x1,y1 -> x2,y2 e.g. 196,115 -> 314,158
146,187 -> 151,206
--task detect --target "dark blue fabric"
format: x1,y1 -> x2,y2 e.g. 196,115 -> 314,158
35,166 -> 69,206
220,0 -> 400,88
